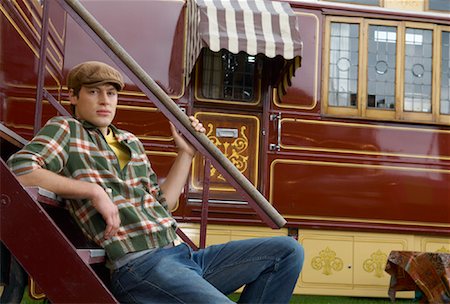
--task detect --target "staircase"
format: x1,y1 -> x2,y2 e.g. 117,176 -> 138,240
0,124 -> 118,303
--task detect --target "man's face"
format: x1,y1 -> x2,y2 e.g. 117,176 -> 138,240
70,84 -> 118,135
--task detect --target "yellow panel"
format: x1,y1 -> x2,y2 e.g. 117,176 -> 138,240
354,236 -> 409,286
299,235 -> 353,286
420,237 -> 450,253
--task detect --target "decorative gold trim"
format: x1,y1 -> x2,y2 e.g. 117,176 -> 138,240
1,4 -> 61,87
272,11 -> 320,110
145,151 -> 177,157
191,112 -> 260,192
29,277 -> 46,300
269,159 -> 450,226
284,214 -> 450,228
436,246 -> 450,253
363,249 -> 387,278
1,4 -> 38,57
13,0 -> 63,69
270,158 -> 450,183
311,246 -> 344,275
279,118 -> 450,161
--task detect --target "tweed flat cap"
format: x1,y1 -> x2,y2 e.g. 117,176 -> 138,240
67,61 -> 124,91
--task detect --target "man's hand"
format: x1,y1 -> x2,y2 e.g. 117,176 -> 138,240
90,185 -> 120,239
169,116 -> 206,157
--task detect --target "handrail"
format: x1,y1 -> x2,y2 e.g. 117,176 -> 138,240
57,0 -> 286,228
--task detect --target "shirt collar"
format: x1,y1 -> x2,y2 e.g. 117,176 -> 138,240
79,119 -> 129,143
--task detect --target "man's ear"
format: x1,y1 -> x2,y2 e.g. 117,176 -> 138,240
69,89 -> 77,105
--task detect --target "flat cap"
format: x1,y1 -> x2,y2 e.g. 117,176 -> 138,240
67,61 -> 124,91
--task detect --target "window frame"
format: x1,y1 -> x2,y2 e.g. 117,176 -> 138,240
437,25 -> 450,125
323,16 -> 365,118
322,16 -> 449,125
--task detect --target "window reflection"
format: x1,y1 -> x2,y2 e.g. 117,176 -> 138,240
404,28 -> 433,113
441,31 -> 450,115
368,25 -> 397,109
328,22 -> 359,107
201,49 -> 257,102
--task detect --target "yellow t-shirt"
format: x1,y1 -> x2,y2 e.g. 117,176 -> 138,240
105,128 -> 130,169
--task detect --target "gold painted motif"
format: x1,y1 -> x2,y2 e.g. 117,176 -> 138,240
206,123 -> 249,181
311,247 -> 344,275
436,246 -> 450,253
363,249 -> 387,278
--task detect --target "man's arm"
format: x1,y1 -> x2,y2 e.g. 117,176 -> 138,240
160,116 -> 205,210
17,168 -> 120,239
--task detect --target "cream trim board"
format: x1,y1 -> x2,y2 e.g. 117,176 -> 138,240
289,214 -> 450,228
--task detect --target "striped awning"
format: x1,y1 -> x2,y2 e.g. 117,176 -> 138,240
186,0 -> 303,98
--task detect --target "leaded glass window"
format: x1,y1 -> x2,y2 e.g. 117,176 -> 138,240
428,0 -> 450,12
328,22 -> 359,107
367,25 -> 397,109
404,28 -> 433,113
201,49 -> 257,102
441,31 -> 450,115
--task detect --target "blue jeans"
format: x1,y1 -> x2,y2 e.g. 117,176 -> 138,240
110,236 -> 304,303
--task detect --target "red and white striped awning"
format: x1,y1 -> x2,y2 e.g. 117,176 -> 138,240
186,0 -> 303,93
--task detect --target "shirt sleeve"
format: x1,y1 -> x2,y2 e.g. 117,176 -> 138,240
7,117 -> 71,176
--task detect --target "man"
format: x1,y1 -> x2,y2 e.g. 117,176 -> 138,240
8,61 -> 304,303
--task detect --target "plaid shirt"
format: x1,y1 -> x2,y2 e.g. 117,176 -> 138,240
7,116 -> 178,261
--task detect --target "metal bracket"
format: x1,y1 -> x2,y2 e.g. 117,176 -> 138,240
269,112 -> 281,151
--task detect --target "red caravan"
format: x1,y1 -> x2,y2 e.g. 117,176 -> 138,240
1,0 -> 449,301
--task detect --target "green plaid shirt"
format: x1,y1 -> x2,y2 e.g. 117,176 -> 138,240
7,116 -> 178,262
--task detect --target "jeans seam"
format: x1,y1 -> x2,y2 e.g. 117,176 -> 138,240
204,256 -> 276,275
256,257 -> 280,303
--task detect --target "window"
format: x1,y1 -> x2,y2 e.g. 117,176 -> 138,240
197,49 -> 260,104
323,17 -> 449,124
404,28 -> 433,113
328,23 -> 359,108
441,31 -> 450,115
427,0 -> 450,12
367,25 -> 396,110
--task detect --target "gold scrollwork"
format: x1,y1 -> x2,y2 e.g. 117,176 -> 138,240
311,247 -> 343,275
206,123 -> 249,181
436,246 -> 450,253
363,249 -> 387,278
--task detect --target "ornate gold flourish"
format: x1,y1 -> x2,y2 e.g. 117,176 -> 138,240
206,123 -> 249,181
436,246 -> 450,253
363,249 -> 387,278
311,247 -> 343,275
